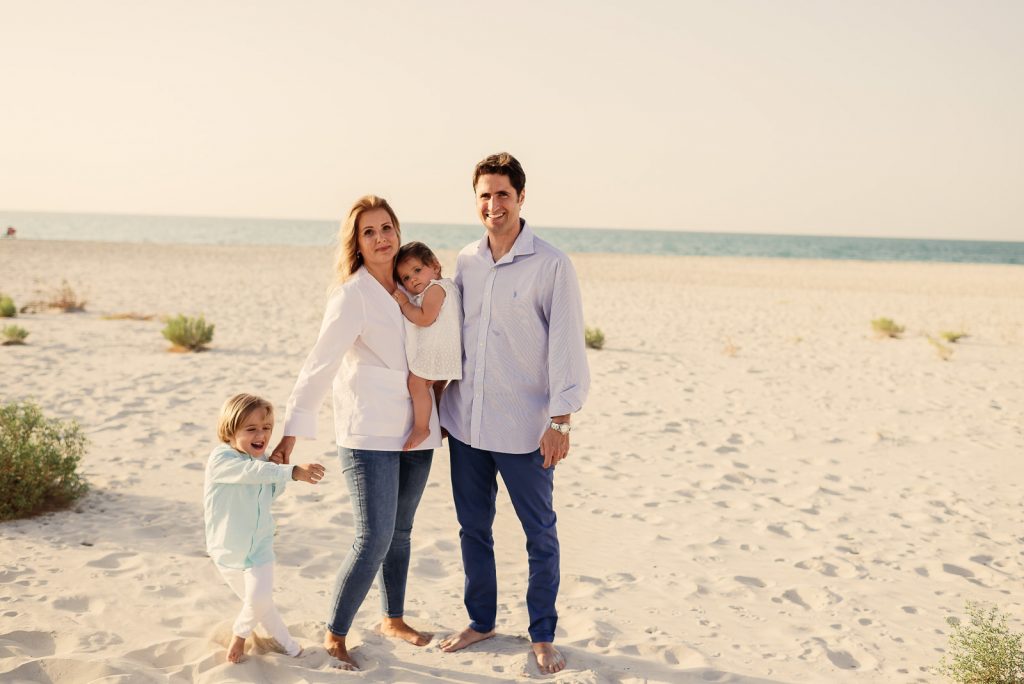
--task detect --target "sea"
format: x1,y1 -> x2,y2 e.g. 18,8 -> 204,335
1,211 -> 1022,265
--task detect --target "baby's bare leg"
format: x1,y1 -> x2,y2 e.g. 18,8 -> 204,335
404,373 -> 433,451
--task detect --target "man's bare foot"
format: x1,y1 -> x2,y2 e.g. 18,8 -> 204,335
438,626 -> 495,652
380,616 -> 431,646
323,631 -> 359,671
532,642 -> 566,674
227,635 -> 245,663
403,426 -> 430,452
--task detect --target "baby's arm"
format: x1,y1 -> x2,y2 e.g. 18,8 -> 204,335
397,284 -> 446,327
209,450 -> 294,485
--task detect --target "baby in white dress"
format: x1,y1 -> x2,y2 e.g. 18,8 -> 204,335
392,241 -> 462,451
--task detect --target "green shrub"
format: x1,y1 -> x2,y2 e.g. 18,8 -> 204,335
941,331 -> 969,343
584,326 -> 605,350
162,314 -> 214,352
871,317 -> 905,338
939,601 -> 1024,683
0,401 -> 88,521
927,336 -> 953,361
1,325 -> 29,345
0,295 -> 15,318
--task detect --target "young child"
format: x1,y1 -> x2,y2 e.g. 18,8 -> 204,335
203,393 -> 325,664
392,241 -> 463,451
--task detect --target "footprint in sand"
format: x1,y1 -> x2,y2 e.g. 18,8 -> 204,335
0,630 -> 57,658
52,595 -> 93,612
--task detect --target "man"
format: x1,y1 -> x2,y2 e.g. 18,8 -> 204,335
438,152 -> 590,674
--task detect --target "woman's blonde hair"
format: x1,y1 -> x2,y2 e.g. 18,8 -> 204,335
334,195 -> 401,284
217,393 -> 274,443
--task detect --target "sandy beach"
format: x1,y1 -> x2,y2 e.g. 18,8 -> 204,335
1,238 -> 1023,683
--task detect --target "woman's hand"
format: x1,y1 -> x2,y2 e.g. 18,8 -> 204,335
270,436 -> 296,465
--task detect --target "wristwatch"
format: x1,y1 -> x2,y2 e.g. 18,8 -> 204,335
549,421 -> 571,435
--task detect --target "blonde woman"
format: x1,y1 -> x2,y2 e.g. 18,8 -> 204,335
270,195 -> 441,671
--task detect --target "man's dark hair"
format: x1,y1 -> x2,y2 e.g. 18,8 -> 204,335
472,152 -> 526,197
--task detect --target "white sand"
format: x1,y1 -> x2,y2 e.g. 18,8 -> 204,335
1,239 -> 1023,682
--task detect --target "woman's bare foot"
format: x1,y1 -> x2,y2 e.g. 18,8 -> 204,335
438,626 -> 495,652
324,631 -> 359,671
380,616 -> 431,646
403,426 -> 430,451
227,635 -> 246,663
532,642 -> 566,674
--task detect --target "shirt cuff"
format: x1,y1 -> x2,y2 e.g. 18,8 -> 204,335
283,407 -> 318,439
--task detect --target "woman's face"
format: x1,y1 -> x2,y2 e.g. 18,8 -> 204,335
355,208 -> 400,271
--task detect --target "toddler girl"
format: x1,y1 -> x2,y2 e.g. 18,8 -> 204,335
392,241 -> 462,451
203,393 -> 325,663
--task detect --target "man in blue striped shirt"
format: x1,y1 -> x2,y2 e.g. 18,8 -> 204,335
439,153 -> 590,675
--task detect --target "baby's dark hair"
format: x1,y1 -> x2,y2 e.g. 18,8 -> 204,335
395,242 -> 441,280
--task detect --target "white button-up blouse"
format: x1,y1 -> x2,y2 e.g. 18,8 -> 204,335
283,266 -> 441,451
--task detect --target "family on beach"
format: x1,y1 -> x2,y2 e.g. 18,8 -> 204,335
202,153 -> 591,673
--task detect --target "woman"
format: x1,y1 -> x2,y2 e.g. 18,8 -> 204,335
270,195 -> 441,670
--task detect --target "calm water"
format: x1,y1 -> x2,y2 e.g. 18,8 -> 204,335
2,211 -> 1022,265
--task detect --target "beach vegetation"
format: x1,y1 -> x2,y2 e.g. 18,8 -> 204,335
941,331 -> 969,344
0,295 -> 16,318
585,326 -> 605,350
162,314 -> 214,352
871,317 -> 905,338
46,280 -> 87,312
939,601 -> 1024,684
0,401 -> 88,521
928,336 -> 954,361
2,325 -> 29,345
102,312 -> 156,321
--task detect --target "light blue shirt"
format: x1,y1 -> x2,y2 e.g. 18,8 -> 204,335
203,443 -> 294,569
440,221 -> 590,454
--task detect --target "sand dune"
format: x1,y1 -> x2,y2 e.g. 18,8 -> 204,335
2,239 -> 1023,682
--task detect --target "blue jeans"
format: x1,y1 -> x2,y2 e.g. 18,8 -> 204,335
448,436 -> 559,643
326,447 -> 433,637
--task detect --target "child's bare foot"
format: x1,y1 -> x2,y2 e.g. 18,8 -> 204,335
403,426 -> 430,452
438,626 -> 495,652
532,642 -> 566,674
227,635 -> 246,663
324,631 -> 359,671
380,616 -> 431,646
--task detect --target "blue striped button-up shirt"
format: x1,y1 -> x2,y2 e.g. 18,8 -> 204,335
439,221 -> 590,454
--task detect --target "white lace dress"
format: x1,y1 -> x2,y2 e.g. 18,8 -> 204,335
404,278 -> 463,381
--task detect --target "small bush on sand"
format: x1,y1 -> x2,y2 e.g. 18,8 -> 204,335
46,280 -> 87,312
0,401 -> 88,521
939,601 -> 1024,683
585,326 -> 605,350
162,314 -> 214,352
927,336 -> 953,361
0,295 -> 16,318
102,312 -> 155,321
941,331 -> 969,344
1,325 -> 29,345
872,317 -> 905,338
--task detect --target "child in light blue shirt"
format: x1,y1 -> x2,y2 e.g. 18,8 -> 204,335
203,393 -> 324,664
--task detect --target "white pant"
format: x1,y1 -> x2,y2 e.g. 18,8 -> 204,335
216,562 -> 300,657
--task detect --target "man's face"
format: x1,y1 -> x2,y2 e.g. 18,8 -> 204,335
475,173 -> 524,234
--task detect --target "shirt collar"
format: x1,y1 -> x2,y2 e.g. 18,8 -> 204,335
476,219 -> 536,264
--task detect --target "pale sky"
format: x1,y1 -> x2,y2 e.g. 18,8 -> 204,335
2,0 -> 1022,240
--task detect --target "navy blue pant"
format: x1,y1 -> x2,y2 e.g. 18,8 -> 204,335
448,436 -> 559,643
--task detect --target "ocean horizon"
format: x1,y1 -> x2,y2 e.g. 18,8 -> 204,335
2,210 -> 1022,265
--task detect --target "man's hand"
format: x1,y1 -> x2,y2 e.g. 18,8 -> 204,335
539,423 -> 570,469
270,436 -> 296,465
292,463 -> 325,484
